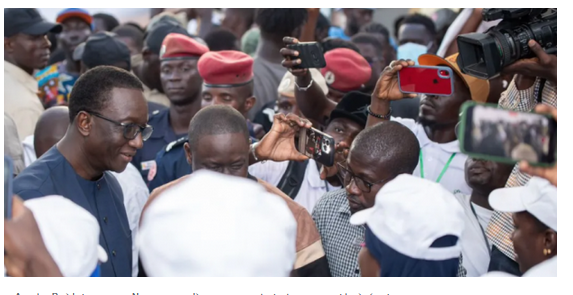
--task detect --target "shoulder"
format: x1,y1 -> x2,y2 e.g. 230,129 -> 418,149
148,108 -> 169,123
390,116 -> 418,132
314,188 -> 347,214
165,136 -> 188,153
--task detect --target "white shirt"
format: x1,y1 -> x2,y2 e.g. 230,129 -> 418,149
22,135 -> 36,167
454,193 -> 493,277
523,256 -> 557,277
249,159 -> 339,213
392,117 -> 472,196
110,163 -> 149,277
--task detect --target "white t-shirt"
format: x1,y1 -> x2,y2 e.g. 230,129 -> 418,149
249,159 -> 339,213
392,117 -> 472,196
22,135 -> 36,167
454,193 -> 493,277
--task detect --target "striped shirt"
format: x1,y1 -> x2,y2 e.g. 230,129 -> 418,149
486,77 -> 557,261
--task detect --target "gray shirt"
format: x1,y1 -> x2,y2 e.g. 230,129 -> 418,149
249,56 -> 287,120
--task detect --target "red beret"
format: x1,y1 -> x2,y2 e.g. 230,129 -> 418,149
320,48 -> 372,92
160,33 -> 209,61
198,50 -> 254,87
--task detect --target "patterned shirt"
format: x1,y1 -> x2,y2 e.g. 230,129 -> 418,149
312,188 -> 466,277
486,77 -> 557,261
35,61 -> 79,108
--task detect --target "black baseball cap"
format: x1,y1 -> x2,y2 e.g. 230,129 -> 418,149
81,32 -> 131,70
144,21 -> 191,55
327,91 -> 370,129
4,8 -> 62,37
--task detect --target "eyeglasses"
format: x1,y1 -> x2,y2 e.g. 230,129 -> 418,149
337,162 -> 389,193
89,112 -> 153,141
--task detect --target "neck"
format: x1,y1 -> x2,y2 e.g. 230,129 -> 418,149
5,56 -> 34,75
169,97 -> 202,135
470,189 -> 493,210
64,55 -> 79,75
423,123 -> 457,144
57,132 -> 104,181
256,36 -> 284,63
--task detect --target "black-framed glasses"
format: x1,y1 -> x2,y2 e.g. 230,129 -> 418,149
337,162 -> 389,193
89,112 -> 153,141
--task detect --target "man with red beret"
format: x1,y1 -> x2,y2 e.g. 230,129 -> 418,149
132,33 -> 209,185
320,48 -> 371,103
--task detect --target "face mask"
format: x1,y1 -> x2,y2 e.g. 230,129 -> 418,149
397,42 -> 430,64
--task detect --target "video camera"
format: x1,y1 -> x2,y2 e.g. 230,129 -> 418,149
456,8 -> 556,80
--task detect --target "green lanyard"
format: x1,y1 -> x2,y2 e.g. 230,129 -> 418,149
419,150 -> 456,183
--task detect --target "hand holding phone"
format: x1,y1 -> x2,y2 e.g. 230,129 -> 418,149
372,59 -> 418,101
398,65 -> 454,96
297,127 -> 336,167
459,102 -> 557,167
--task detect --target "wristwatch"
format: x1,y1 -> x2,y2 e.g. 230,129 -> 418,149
250,142 -> 261,161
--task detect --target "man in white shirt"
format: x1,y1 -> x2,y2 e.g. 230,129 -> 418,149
4,9 -> 62,141
365,53 -> 490,196
455,157 -> 513,277
22,106 -> 69,167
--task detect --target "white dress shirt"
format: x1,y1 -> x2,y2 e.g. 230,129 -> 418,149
249,159 -> 339,213
392,117 -> 472,196
22,135 -> 36,167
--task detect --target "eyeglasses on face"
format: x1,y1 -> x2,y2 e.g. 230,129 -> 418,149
337,162 -> 389,193
88,112 -> 153,141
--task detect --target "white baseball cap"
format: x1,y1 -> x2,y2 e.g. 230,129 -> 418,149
350,174 -> 465,260
138,170 -> 297,277
24,195 -> 108,277
489,177 -> 557,231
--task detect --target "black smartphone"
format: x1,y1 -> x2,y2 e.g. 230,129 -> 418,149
459,102 -> 557,167
5,156 -> 14,219
286,42 -> 327,69
297,127 -> 335,167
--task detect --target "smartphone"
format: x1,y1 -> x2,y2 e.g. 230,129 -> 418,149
398,65 -> 454,96
5,156 -> 14,219
297,127 -> 335,167
459,102 -> 557,167
286,42 -> 327,69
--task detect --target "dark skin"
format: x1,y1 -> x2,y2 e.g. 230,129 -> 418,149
57,87 -> 148,180
354,42 -> 384,93
320,118 -> 362,187
135,50 -> 163,92
326,87 -> 346,104
201,83 -> 256,118
277,95 -> 302,117
343,9 -> 373,37
186,133 -> 251,178
502,40 -> 557,89
358,245 -> 380,277
160,58 -> 204,135
221,9 -> 252,40
464,158 -> 514,210
58,18 -> 91,74
344,150 -> 394,215
4,33 -> 51,75
511,211 -> 557,273
33,106 -> 70,158
116,36 -> 141,55
398,23 -> 437,54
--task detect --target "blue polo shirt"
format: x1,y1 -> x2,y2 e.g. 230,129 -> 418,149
132,109 -> 186,185
13,146 -> 132,277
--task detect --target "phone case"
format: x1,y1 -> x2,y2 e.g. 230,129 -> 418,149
298,128 -> 335,167
5,155 -> 14,219
458,101 -> 557,167
287,42 -> 327,69
398,65 -> 454,96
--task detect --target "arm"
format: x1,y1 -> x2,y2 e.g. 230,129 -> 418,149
280,37 -> 336,125
299,9 -> 320,42
196,9 -> 214,39
444,8 -> 484,57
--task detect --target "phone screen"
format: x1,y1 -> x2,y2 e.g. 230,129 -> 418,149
5,156 -> 13,219
462,104 -> 557,165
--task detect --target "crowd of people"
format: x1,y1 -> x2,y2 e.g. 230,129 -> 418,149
4,8 -> 557,278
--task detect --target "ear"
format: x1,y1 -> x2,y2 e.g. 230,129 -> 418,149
4,37 -> 14,53
184,142 -> 192,165
75,111 -> 93,137
244,96 -> 256,114
544,229 -> 557,255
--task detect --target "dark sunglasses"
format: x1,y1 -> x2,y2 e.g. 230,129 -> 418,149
89,112 -> 153,141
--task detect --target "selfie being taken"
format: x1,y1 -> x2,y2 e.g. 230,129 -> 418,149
4,7 -> 559,292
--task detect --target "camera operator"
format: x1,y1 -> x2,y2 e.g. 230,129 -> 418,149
455,8 -> 557,275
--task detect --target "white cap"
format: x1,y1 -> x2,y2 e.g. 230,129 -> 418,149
350,174 -> 465,260
489,177 -> 557,231
523,256 -> 557,277
138,170 -> 297,277
24,195 -> 107,277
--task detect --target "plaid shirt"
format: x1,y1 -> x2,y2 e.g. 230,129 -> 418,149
486,77 -> 557,261
312,188 -> 466,277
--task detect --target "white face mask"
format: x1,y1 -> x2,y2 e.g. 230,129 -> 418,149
397,42 -> 432,64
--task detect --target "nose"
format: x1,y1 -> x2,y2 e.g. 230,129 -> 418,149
42,35 -> 51,49
129,132 -> 144,150
345,177 -> 361,196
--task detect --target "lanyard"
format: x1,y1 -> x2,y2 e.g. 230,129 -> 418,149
470,203 -> 492,256
419,150 -> 456,183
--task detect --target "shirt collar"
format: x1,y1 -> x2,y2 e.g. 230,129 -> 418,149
416,123 -> 461,154
337,193 -> 352,215
4,61 -> 38,94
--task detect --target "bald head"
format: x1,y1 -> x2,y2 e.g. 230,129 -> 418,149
188,105 -> 250,152
350,121 -> 420,175
34,106 -> 70,158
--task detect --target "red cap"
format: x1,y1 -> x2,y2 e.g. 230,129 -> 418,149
320,48 -> 372,92
160,33 -> 209,61
198,50 -> 254,87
